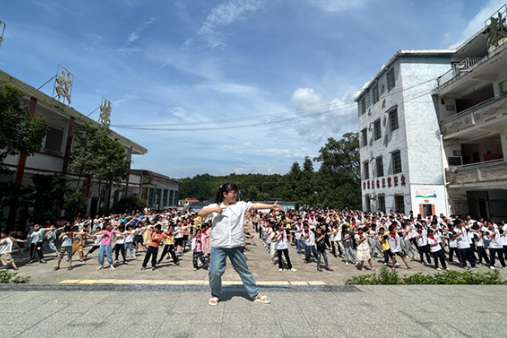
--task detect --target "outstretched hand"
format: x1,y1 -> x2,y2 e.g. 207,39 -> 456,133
272,201 -> 284,211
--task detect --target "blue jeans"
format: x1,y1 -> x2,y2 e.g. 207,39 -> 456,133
124,242 -> 135,258
209,246 -> 259,299
296,239 -> 304,254
98,245 -> 113,266
317,250 -> 329,268
344,247 -> 357,263
304,244 -> 319,263
264,234 -> 269,249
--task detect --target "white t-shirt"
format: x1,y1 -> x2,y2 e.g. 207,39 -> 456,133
0,237 -> 13,254
489,229 -> 503,249
388,233 -> 402,253
203,201 -> 252,248
456,228 -> 471,249
427,237 -> 441,253
276,231 -> 288,250
303,230 -> 315,246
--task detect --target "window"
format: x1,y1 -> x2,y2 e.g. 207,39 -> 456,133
392,151 -> 402,174
163,189 -> 168,207
395,195 -> 405,213
378,195 -> 386,213
372,84 -> 379,104
169,190 -> 174,206
360,95 -> 369,115
363,161 -> 369,180
387,69 -> 395,91
361,129 -> 367,148
364,195 -> 371,212
501,78 -> 507,93
43,126 -> 64,155
389,109 -> 399,131
376,157 -> 384,177
373,119 -> 381,140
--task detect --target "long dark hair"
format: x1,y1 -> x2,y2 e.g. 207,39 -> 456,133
214,183 -> 238,204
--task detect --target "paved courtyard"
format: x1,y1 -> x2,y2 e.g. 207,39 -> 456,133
0,284 -> 505,338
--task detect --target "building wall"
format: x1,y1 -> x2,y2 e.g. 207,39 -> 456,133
359,54 -> 452,214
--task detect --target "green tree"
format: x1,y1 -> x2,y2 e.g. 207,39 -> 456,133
69,122 -> 130,214
29,174 -> 82,224
0,83 -> 48,174
314,132 -> 361,209
298,156 -> 316,208
283,161 -> 301,202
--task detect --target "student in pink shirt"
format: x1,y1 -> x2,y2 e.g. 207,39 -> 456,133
96,222 -> 115,271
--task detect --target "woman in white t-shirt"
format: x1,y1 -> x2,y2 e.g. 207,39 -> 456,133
471,222 -> 489,266
274,224 -> 296,272
198,183 -> 284,306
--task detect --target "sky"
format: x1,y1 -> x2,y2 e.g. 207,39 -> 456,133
0,0 -> 504,179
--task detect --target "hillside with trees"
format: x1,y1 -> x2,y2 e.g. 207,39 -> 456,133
180,132 -> 360,210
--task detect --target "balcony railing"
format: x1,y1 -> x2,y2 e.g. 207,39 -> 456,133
436,57 -> 484,89
446,159 -> 507,185
440,92 -> 507,136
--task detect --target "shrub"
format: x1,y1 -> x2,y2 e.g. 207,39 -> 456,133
110,196 -> 146,214
345,267 -> 506,285
0,270 -> 30,283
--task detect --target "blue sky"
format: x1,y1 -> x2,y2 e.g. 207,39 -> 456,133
0,0 -> 503,178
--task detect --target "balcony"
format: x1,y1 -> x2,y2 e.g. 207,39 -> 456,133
440,92 -> 507,138
446,159 -> 507,185
436,57 -> 483,89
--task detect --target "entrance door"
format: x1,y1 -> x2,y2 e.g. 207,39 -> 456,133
422,204 -> 433,217
90,197 -> 98,217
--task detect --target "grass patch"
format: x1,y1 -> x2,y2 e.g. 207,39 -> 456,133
345,267 -> 506,285
0,270 -> 30,283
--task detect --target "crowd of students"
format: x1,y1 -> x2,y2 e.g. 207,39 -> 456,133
1,207 -> 506,275
254,209 -> 507,273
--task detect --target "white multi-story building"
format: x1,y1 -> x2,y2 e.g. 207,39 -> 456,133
356,50 -> 454,216
434,6 -> 507,221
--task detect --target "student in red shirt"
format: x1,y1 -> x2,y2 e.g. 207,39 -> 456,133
141,224 -> 168,271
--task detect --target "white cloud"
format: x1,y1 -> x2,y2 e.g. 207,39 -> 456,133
285,86 -> 358,143
307,0 -> 370,13
184,0 -> 266,48
451,0 -> 505,48
126,17 -> 156,45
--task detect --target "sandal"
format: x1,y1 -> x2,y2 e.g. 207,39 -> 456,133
325,267 -> 334,272
53,267 -> 59,271
253,293 -> 271,304
317,267 -> 323,272
372,268 -> 377,271
28,260 -> 34,264
40,260 -> 47,264
68,266 -> 73,270
361,268 -> 366,271
209,297 -> 219,306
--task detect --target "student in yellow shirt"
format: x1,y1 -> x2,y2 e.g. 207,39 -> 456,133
378,227 -> 392,266
157,225 -> 180,266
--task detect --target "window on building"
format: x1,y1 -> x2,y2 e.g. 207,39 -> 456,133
365,195 -> 371,212
395,195 -> 405,213
363,161 -> 369,180
389,109 -> 399,131
43,126 -> 64,155
373,119 -> 381,140
378,195 -> 386,213
360,95 -> 368,115
387,69 -> 395,92
376,156 -> 384,177
174,191 -> 179,205
372,84 -> 379,104
500,78 -> 507,93
169,190 -> 174,206
361,129 -> 367,148
392,151 -> 402,174
163,189 -> 168,207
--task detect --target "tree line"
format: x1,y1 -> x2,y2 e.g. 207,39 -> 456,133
180,132 -> 360,210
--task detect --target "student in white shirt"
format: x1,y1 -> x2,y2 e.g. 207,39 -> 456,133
412,225 -> 432,265
446,224 -> 459,264
486,221 -> 506,269
471,222 -> 489,266
454,220 -> 477,269
0,231 -> 25,270
274,224 -> 296,272
427,228 -> 447,270
302,223 -> 319,263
